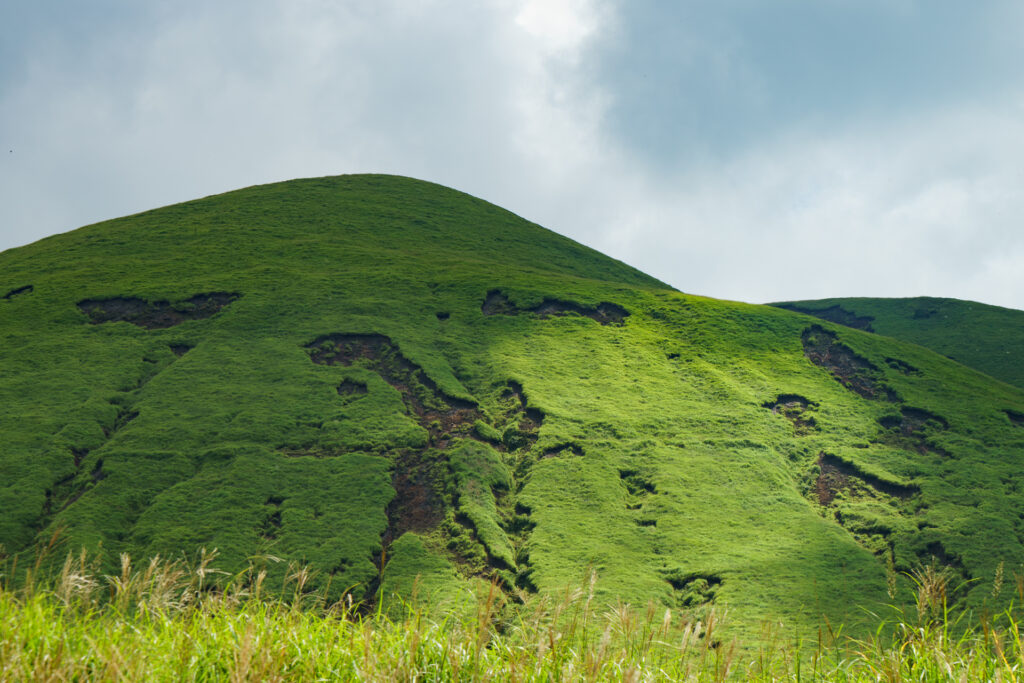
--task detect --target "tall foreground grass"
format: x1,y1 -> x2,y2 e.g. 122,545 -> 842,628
2,549 -> 1024,681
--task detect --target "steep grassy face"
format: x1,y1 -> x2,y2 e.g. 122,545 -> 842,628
772,297 -> 1024,390
2,175 -> 1024,637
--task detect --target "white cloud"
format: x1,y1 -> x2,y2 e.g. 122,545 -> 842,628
514,0 -> 601,54
580,103 -> 1024,309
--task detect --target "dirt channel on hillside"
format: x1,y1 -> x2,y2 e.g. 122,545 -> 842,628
304,333 -> 545,601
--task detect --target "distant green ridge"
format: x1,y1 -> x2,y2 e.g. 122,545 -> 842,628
771,297 -> 1024,390
3,175 -> 1024,640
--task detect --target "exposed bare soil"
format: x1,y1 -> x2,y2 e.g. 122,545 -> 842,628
815,452 -> 917,506
306,333 -> 542,597
879,407 -> 948,435
780,304 -> 875,332
384,450 -> 446,545
481,289 -> 628,325
78,292 -> 240,329
481,291 -> 517,316
763,394 -> 817,434
306,333 -> 485,447
877,407 -> 950,456
802,325 -> 897,401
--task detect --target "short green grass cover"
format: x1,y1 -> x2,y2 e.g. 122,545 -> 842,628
2,174 -> 1024,638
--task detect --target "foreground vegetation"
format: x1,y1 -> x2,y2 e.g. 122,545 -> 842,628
3,549 -> 1024,681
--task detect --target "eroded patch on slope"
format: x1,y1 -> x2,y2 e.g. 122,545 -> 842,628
878,407 -> 948,435
3,285 -> 33,300
491,382 -> 544,592
336,378 -> 368,399
385,450 -> 446,544
481,290 -> 628,325
498,381 -> 545,453
802,325 -> 897,401
779,304 -> 875,331
169,344 -> 194,357
762,394 -> 817,435
41,349 -> 193,532
662,569 -> 723,623
304,334 -> 544,601
261,496 -> 284,541
815,452 -> 917,506
619,468 -> 656,497
620,468 -> 657,518
877,407 -> 950,456
505,502 -> 538,593
307,333 -> 483,448
78,292 -> 240,329
541,443 -> 584,459
885,357 -> 921,375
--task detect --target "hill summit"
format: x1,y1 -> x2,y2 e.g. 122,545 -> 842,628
3,175 -> 1024,633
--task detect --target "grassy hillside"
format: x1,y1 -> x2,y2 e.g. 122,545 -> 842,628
2,175 -> 1024,639
771,297 -> 1024,390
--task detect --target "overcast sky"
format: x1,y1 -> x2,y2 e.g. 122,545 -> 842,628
2,1 -> 1023,309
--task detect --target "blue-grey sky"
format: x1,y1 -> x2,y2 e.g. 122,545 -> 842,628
2,0 -> 1023,309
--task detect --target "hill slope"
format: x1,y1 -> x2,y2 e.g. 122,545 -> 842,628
3,175 -> 1024,635
771,297 -> 1024,390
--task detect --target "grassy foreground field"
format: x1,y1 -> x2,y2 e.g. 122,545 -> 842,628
2,549 -> 1024,682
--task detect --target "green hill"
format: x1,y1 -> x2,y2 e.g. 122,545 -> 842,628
3,175 -> 1024,637
771,297 -> 1024,390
